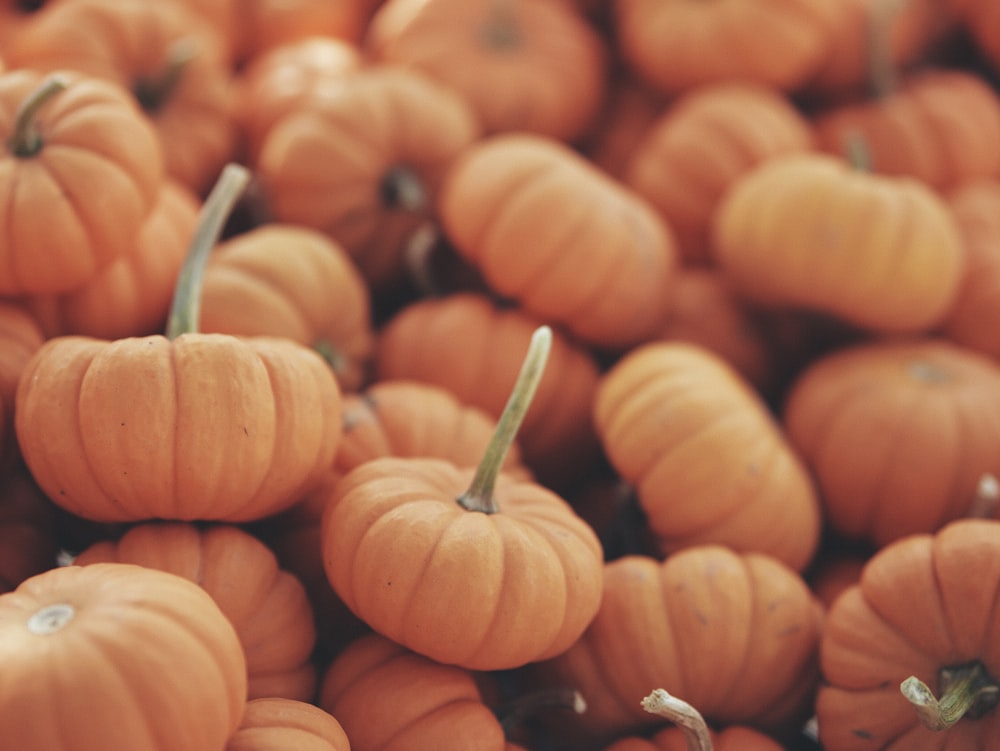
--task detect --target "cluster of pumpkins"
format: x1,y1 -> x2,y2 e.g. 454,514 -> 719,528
1,0 -> 1000,749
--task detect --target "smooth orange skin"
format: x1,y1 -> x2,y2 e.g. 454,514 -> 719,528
817,519 -> 1000,750
227,698 -> 351,751
15,332 -> 342,523
594,341 -> 822,572
0,69 -> 163,295
321,456 -> 604,671
0,562 -> 247,751
75,522 -> 318,701
319,632 -> 508,751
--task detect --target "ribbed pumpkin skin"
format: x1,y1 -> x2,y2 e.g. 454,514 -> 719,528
623,82 -> 815,265
0,69 -> 163,295
537,550 -> 823,744
812,69 -> 1000,192
783,338 -> 1000,548
198,224 -> 375,393
365,0 -> 608,142
605,725 -> 785,751
614,0 -> 844,94
321,456 -> 604,671
74,522 -> 318,701
712,153 -> 965,334
439,133 -> 677,350
226,698 -> 351,751
594,341 -> 821,572
320,632 -> 506,751
817,519 -> 1000,750
0,562 -> 247,751
255,66 -> 479,289
15,333 -> 343,522
941,179 -> 1000,360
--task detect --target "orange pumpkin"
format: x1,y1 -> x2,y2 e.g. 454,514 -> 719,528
226,697 -> 351,751
24,179 -> 201,341
614,0 -> 845,95
374,292 -> 601,492
6,0 -> 238,195
0,561 -> 247,751
940,178 -> 1000,360
622,81 -> 815,265
534,548 -> 824,745
365,0 -> 608,142
198,223 -> 375,393
232,0 -> 372,64
0,301 -> 45,467
323,326 -> 604,670
712,152 -> 966,334
438,132 -> 678,350
816,518 -> 1000,749
255,65 -> 480,290
15,165 -> 344,523
0,69 -> 163,295
783,337 -> 1000,548
74,521 -> 318,701
0,464 -> 57,593
594,341 -> 822,572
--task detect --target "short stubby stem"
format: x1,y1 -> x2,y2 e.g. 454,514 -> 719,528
901,661 -> 1000,730
27,603 -> 75,635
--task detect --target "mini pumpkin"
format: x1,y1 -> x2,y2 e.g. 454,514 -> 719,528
74,521 -> 318,701
712,152 -> 966,334
15,165 -> 343,523
438,132 -> 679,350
594,340 -> 822,572
783,337 -> 1000,548
0,561 -> 247,751
226,697 -> 351,751
323,326 -> 604,670
0,301 -> 45,467
0,69 -> 163,295
816,518 -> 1000,749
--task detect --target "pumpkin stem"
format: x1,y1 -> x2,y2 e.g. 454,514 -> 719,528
133,36 -> 199,114
901,661 -> 1000,730
166,163 -> 252,339
641,689 -> 714,751
494,688 -> 586,733
866,0 -> 905,99
456,325 -> 552,514
967,473 -> 999,519
6,74 -> 68,158
380,165 -> 427,213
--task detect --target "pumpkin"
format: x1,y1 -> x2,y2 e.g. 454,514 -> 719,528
783,337 -> 1000,548
24,179 -> 201,341
0,464 -> 57,593
594,340 -> 822,572
364,0 -> 608,142
322,326 -> 604,670
603,689 -> 786,751
622,81 -> 815,265
816,518 -> 1000,749
437,132 -> 678,350
0,69 -> 163,295
232,36 -> 362,163
0,561 -> 247,751
940,178 -> 1000,360
712,152 -> 966,334
198,223 -> 375,392
226,697 -> 350,751
232,0 -> 373,64
811,68 -> 1000,192
0,0 -> 51,48
6,0 -> 238,195
0,301 -> 45,467
374,292 -> 602,492
319,632 -> 509,750
15,164 -> 344,523
534,548 -> 824,745
613,0 -> 845,95
255,65 -> 480,290
74,521 -> 318,702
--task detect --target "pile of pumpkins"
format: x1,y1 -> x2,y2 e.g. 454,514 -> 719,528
1,0 -> 1000,749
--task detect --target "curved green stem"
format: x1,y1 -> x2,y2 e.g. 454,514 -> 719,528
901,662 -> 1000,730
456,325 -> 552,514
641,689 -> 714,751
166,163 -> 252,339
134,37 -> 199,114
7,75 -> 68,158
